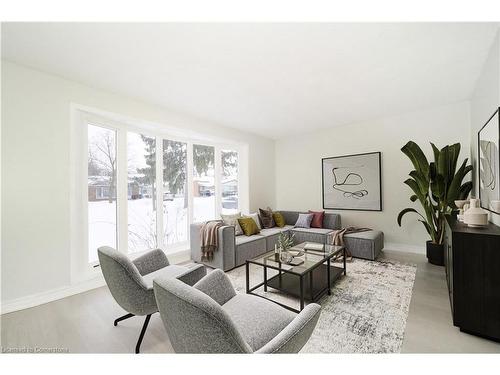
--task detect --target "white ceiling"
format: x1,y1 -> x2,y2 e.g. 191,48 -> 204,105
2,23 -> 499,139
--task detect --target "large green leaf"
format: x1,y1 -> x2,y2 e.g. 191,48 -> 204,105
418,219 -> 432,236
431,143 -> 440,165
404,178 -> 426,203
448,143 -> 461,179
458,181 -> 473,200
401,141 -> 429,177
430,174 -> 445,198
437,145 -> 449,178
409,170 -> 429,195
397,207 -> 425,226
447,159 -> 472,204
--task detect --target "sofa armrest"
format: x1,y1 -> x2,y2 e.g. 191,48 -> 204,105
256,303 -> 321,353
193,269 -> 236,305
190,223 -> 236,271
132,248 -> 170,276
176,263 -> 207,286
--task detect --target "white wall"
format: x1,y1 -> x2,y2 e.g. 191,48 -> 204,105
1,61 -> 275,305
470,29 -> 500,226
275,101 -> 471,251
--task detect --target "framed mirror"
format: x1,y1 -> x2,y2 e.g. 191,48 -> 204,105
478,107 -> 500,214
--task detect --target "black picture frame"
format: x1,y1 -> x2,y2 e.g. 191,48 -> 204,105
321,151 -> 382,211
478,107 -> 500,214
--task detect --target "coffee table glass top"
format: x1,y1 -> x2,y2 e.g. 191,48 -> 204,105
247,242 -> 344,276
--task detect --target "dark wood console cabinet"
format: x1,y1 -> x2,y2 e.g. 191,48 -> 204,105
444,216 -> 500,341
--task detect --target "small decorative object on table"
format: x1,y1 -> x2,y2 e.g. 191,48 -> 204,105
277,232 -> 295,252
454,199 -> 469,222
280,251 -> 294,264
464,198 -> 488,227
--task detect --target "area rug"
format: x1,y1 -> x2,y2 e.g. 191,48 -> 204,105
226,258 -> 417,353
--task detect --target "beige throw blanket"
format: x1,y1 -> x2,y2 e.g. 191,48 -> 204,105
200,220 -> 224,260
328,227 -> 372,260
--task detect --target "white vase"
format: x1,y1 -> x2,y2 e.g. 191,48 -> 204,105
464,198 -> 488,227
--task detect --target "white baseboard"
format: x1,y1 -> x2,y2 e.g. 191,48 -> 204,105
383,242 -> 426,255
1,249 -> 193,315
1,276 -> 106,315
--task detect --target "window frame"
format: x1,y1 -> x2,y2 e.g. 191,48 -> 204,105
70,104 -> 249,283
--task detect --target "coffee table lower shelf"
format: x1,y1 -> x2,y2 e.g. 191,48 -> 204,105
266,264 -> 344,301
246,262 -> 345,313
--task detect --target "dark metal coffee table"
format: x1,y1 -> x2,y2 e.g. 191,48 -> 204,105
245,242 -> 346,313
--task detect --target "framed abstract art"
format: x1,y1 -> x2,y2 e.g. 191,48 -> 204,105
478,107 -> 500,214
322,151 -> 382,211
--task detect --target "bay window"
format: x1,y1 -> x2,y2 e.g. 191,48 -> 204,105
127,132 -> 157,253
163,139 -> 188,246
192,144 -> 216,223
74,106 -> 248,279
87,124 -> 117,263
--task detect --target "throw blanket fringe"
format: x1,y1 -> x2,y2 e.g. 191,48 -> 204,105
200,220 -> 224,260
328,227 -> 372,261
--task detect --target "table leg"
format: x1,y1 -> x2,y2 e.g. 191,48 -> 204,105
300,275 -> 304,310
279,262 -> 282,288
263,266 -> 267,292
245,261 -> 249,294
343,248 -> 347,275
309,270 -> 314,302
327,257 -> 331,296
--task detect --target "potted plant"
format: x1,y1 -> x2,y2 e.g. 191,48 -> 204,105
397,141 -> 472,265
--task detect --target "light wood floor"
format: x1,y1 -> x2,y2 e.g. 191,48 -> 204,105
1,250 -> 499,353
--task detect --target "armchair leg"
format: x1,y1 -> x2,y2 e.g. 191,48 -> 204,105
114,313 -> 134,326
135,314 -> 152,354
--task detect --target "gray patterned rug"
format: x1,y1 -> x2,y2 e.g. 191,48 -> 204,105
226,258 -> 417,353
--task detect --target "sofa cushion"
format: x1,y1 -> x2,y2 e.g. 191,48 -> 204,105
259,207 -> 275,229
259,228 -> 280,237
308,210 -> 325,228
291,227 -> 333,235
294,213 -> 314,228
290,227 -> 333,245
344,230 -> 384,260
235,237 -> 267,266
222,293 -> 295,351
238,217 -> 261,236
235,234 -> 264,245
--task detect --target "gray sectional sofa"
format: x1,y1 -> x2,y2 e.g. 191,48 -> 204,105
190,210 -> 384,271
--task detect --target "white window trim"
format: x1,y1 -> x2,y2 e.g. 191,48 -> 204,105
70,103 -> 249,284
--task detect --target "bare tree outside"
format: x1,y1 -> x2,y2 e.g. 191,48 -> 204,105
88,129 -> 116,203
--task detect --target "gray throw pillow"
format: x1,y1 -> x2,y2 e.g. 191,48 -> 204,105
294,213 -> 314,228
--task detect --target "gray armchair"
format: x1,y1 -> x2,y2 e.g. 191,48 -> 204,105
97,246 -> 206,353
153,269 -> 321,353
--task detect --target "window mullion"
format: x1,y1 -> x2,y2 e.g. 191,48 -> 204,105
117,128 -> 128,254
187,142 -> 194,228
156,137 -> 164,251
214,146 -> 222,218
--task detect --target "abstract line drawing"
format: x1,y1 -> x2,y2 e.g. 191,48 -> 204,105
322,152 -> 382,211
331,167 -> 368,199
480,140 -> 496,191
478,107 -> 499,214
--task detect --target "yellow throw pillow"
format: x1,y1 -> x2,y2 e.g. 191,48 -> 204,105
273,212 -> 286,228
237,217 -> 260,236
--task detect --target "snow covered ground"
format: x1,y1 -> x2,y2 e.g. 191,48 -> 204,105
88,196 -> 216,262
